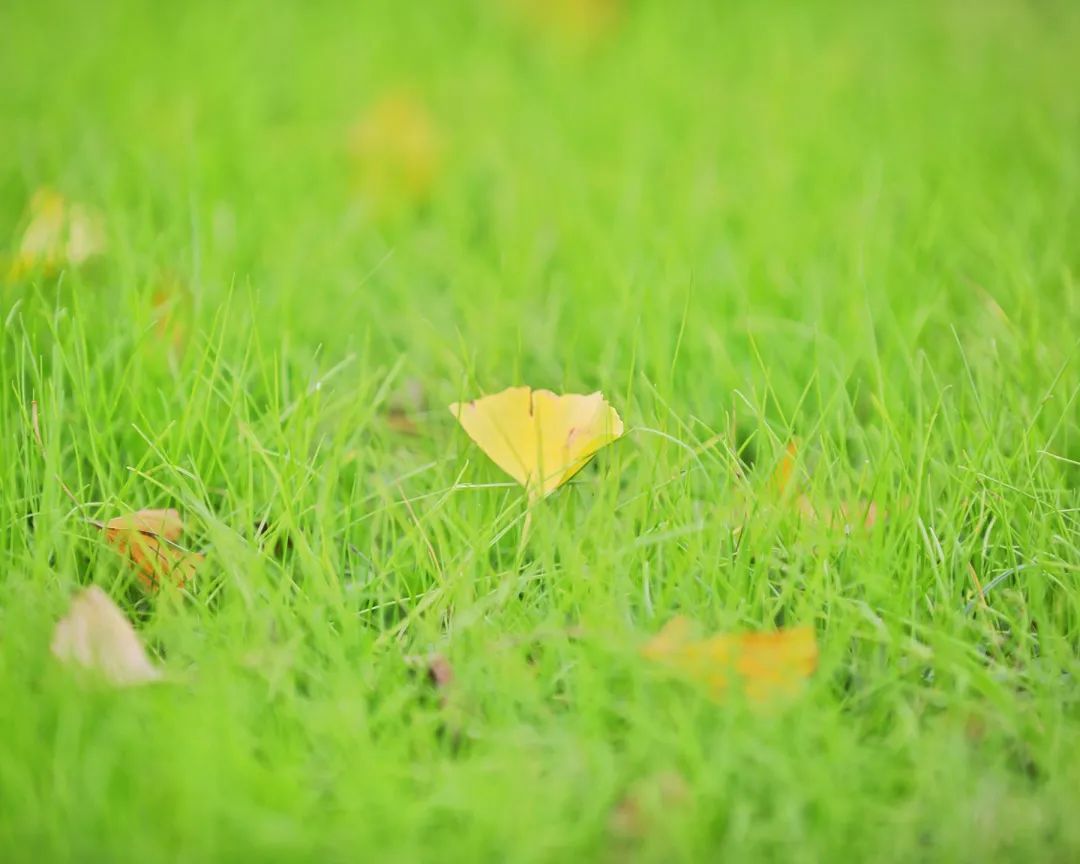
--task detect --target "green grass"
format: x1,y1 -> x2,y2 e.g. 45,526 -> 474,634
2,0 -> 1079,860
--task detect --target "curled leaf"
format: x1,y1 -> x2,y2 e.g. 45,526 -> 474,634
642,616 -> 818,702
51,586 -> 162,686
449,386 -> 624,501
99,508 -> 202,591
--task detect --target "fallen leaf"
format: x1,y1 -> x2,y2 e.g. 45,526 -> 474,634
348,90 -> 441,216
449,386 -> 624,501
51,586 -> 162,686
99,508 -> 203,591
7,187 -> 106,279
642,616 -> 818,702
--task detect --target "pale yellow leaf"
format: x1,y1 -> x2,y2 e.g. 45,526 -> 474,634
51,586 -> 162,687
8,188 -> 106,278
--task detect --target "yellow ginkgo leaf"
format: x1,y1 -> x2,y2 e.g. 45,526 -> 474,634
642,616 -> 818,703
50,586 -> 162,687
449,386 -> 624,500
7,187 -> 106,279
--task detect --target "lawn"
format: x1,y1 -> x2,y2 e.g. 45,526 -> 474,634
2,0 -> 1079,860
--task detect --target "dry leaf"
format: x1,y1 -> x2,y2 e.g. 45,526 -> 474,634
642,616 -> 818,702
449,386 -> 624,501
99,508 -> 203,591
7,187 -> 106,279
348,91 -> 441,215
51,586 -> 162,686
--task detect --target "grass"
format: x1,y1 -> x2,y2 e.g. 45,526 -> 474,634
1,0 -> 1079,860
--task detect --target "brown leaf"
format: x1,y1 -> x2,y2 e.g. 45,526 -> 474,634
426,654 -> 454,689
51,586 -> 162,686
99,508 -> 202,591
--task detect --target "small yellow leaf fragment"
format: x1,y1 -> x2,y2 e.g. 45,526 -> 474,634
100,508 -> 202,592
642,616 -> 818,702
449,385 -> 624,500
771,440 -> 799,495
8,187 -> 106,279
51,586 -> 162,687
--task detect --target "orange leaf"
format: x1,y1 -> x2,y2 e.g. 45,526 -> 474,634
642,616 -> 818,702
100,508 -> 202,592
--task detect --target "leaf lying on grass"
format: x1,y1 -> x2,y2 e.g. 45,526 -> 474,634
51,586 -> 161,686
449,386 -> 624,501
642,616 -> 818,702
96,508 -> 203,592
7,187 -> 106,279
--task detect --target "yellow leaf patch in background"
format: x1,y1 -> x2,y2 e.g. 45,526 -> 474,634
7,187 -> 106,279
99,508 -> 203,592
50,586 -> 162,687
508,0 -> 623,51
642,616 -> 818,702
449,386 -> 624,500
348,90 -> 441,216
